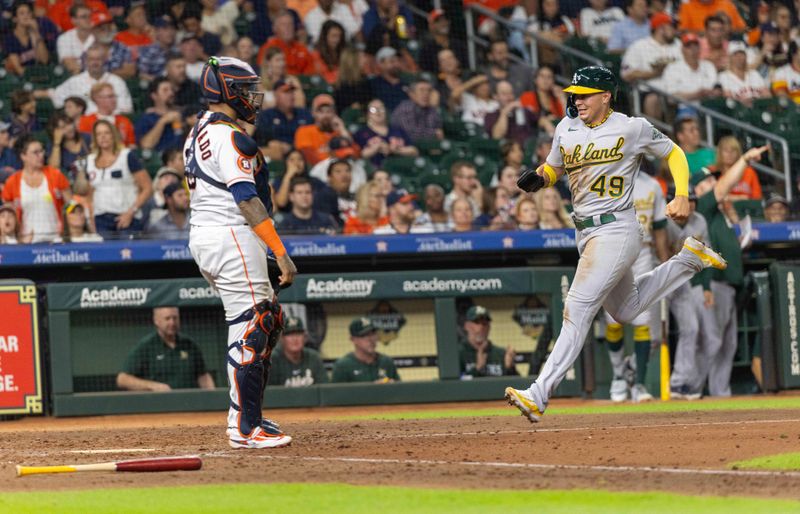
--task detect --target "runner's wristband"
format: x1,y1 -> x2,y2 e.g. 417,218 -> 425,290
542,164 -> 558,187
253,219 -> 287,257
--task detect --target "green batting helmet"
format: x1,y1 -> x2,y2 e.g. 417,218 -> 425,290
563,66 -> 618,118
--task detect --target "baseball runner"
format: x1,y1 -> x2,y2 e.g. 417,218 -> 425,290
604,171 -> 669,403
506,66 -> 727,422
186,56 -> 297,448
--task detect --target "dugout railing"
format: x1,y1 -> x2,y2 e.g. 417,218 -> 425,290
44,267 -> 589,417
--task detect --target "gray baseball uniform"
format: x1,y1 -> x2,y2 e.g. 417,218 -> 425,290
527,112 -> 705,407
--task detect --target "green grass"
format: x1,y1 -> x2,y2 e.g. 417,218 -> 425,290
1,483 -> 798,514
337,396 -> 800,421
731,452 -> 800,471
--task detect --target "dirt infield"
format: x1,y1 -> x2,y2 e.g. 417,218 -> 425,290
3,399 -> 800,499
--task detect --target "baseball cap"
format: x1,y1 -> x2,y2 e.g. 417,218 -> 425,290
274,78 -> 296,93
386,188 -> 417,207
312,93 -> 335,111
91,11 -> 113,27
650,12 -> 673,31
428,9 -> 446,24
349,317 -> 377,337
283,316 -> 305,334
681,33 -> 700,46
727,40 -> 748,56
466,305 -> 492,322
154,15 -> 177,29
765,193 -> 789,207
329,136 -> 357,159
163,182 -> 183,199
690,168 -> 714,187
375,46 -> 398,62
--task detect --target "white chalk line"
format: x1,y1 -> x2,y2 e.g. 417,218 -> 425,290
68,449 -> 157,454
199,453 -> 800,480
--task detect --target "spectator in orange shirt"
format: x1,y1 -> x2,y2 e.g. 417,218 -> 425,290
705,135 -> 762,201
257,12 -> 314,75
77,83 -> 136,147
679,0 -> 746,34
294,94 -> 358,166
114,2 -> 153,62
312,20 -> 346,85
38,0 -> 109,32
343,180 -> 389,234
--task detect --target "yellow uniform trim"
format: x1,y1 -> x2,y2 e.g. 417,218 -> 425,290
667,144 -> 690,197
542,164 -> 558,187
633,325 -> 651,342
606,323 -> 623,343
563,85 -> 605,94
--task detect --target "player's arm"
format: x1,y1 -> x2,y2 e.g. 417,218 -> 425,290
197,372 -> 215,390
116,372 -> 171,392
236,194 -> 297,287
663,144 -> 691,222
713,145 -> 769,202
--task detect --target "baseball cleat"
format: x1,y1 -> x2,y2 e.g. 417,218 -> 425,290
228,426 -> 292,449
505,387 -> 543,423
610,377 -> 629,403
670,384 -> 702,401
630,384 -> 653,403
683,236 -> 727,270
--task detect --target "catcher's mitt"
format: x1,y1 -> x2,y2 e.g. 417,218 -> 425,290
517,168 -> 546,193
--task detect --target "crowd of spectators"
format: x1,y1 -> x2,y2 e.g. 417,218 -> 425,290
0,0 -> 797,245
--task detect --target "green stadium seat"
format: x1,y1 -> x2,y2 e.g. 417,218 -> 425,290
733,199 -> 763,220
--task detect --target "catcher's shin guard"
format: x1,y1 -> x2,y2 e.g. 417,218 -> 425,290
228,298 -> 285,437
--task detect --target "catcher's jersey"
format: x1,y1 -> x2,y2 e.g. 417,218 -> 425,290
185,111 -> 258,227
633,172 -> 667,244
546,111 -> 674,219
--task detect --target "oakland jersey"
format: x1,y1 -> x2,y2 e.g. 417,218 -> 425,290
633,172 -> 667,245
184,111 -> 259,227
546,112 -> 674,219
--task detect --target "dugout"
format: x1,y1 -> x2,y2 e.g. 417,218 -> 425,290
45,268 -> 592,417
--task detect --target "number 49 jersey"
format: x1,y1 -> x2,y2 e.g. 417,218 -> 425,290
546,111 -> 674,219
184,111 -> 259,227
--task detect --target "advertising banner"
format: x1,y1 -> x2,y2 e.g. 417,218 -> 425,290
0,281 -> 43,415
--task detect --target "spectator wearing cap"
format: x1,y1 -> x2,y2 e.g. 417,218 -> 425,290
354,99 -> 417,168
771,41 -> 800,104
2,135 -> 72,243
718,41 -> 769,104
145,182 -> 189,240
481,39 -> 534,97
4,1 -> 51,77
39,44 -> 133,115
331,317 -> 400,383
579,0 -> 625,44
255,79 -> 313,156
484,80 -> 540,146
679,0 -> 746,34
663,33 -> 719,102
57,200 -> 103,243
607,0 -> 650,53
166,53 -> 204,109
368,46 -> 409,113
699,15 -> 729,71
138,15 -> 179,81
418,9 -> 468,76
373,189 -> 434,235
179,6 -> 222,58
77,82 -> 136,147
114,2 -> 152,62
56,4 -> 95,75
764,194 -> 790,223
276,176 -> 339,234
0,122 -> 21,186
179,36 -> 206,82
390,78 -> 443,144
199,0 -> 240,47
459,305 -> 518,379
0,203 -> 20,244
674,117 -> 716,179
136,77 -> 186,153
269,316 -> 329,387
144,161 -> 183,227
256,12 -> 313,75
309,135 -> 368,194
88,11 -> 136,79
621,12 -> 681,119
294,94 -> 357,166
361,0 -> 415,43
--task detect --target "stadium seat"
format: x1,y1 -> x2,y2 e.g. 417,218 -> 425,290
733,199 -> 764,220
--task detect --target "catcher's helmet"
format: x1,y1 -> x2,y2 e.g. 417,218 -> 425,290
563,66 -> 617,118
200,56 -> 263,124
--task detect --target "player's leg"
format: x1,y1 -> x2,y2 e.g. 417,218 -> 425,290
693,282 -> 724,395
668,284 -> 702,399
603,311 -> 628,402
707,281 -> 737,397
507,227 -> 640,421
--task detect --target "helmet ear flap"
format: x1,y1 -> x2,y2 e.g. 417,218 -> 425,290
566,94 -> 578,119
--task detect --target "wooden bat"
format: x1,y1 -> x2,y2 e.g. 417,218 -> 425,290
16,456 -> 202,477
659,298 -> 670,401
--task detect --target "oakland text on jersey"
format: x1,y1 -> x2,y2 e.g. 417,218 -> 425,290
560,136 -> 626,174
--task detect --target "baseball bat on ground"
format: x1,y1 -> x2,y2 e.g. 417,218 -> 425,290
659,298 -> 670,401
16,456 -> 202,477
